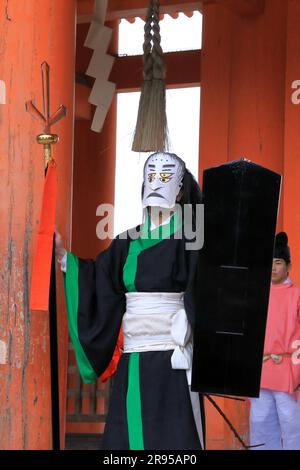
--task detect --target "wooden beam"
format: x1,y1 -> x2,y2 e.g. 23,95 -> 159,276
75,49 -> 201,119
77,0 -> 202,23
77,0 -> 264,24
110,49 -> 201,92
202,0 -> 265,17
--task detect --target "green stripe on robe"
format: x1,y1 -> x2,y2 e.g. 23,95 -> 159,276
123,211 -> 182,449
126,352 -> 144,450
63,251 -> 97,384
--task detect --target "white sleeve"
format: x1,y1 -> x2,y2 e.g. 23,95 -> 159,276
58,252 -> 67,273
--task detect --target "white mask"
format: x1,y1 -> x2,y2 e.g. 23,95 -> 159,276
142,152 -> 185,209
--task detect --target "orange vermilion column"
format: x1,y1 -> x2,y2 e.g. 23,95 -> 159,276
65,19 -> 118,435
199,0 -> 288,450
0,0 -> 76,449
283,0 -> 300,286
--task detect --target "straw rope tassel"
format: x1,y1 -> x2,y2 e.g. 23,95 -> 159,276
132,0 -> 168,152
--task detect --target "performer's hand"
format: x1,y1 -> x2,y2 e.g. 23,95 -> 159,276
54,229 -> 66,263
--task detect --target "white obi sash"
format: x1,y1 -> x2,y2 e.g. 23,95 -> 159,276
122,292 -> 193,384
122,292 -> 204,448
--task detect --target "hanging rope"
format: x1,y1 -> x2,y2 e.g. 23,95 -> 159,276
132,0 -> 169,152
152,0 -> 166,81
143,1 -> 154,82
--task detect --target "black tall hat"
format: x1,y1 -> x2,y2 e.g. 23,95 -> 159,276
274,232 -> 291,263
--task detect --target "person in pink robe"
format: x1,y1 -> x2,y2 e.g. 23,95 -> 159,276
250,232 -> 300,450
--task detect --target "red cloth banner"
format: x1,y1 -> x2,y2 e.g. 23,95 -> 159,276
29,163 -> 57,311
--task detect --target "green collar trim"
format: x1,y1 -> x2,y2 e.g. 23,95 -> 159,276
123,210 -> 182,292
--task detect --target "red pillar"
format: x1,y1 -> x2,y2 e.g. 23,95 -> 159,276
199,0 -> 288,449
66,19 -> 118,435
0,0 -> 76,449
72,20 -> 118,259
283,0 -> 300,285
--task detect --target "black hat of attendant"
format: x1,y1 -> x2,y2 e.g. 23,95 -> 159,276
274,232 -> 291,263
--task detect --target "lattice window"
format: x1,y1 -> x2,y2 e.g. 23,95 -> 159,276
66,342 -> 113,429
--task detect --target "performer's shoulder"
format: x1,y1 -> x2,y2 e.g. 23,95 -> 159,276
115,224 -> 143,242
96,224 -> 142,258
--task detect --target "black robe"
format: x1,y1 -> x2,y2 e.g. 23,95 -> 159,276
63,215 -> 205,450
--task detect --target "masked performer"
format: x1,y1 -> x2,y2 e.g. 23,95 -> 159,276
249,232 -> 300,450
56,152 -> 205,450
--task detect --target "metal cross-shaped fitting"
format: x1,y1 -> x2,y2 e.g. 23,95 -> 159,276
26,61 -> 66,169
